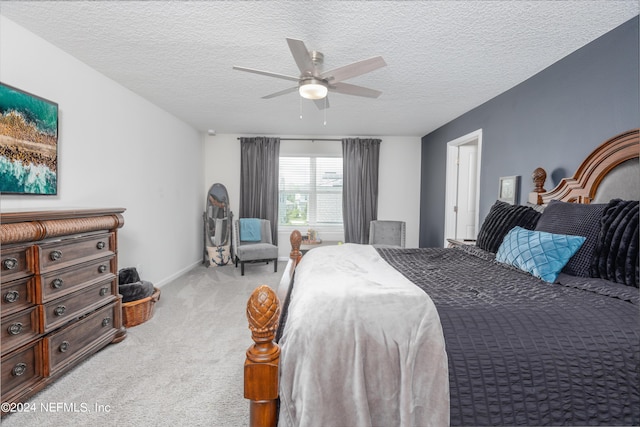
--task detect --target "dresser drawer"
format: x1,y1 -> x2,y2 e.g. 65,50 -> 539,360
38,257 -> 115,303
42,280 -> 116,333
46,303 -> 117,375
1,277 -> 36,317
0,340 -> 44,405
0,306 -> 41,357
1,245 -> 35,284
36,233 -> 115,273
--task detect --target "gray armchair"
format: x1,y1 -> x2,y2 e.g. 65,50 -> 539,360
233,219 -> 278,275
369,220 -> 406,248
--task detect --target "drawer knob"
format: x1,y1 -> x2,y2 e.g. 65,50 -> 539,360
51,278 -> 64,289
102,317 -> 111,327
59,341 -> 70,352
53,305 -> 66,316
99,287 -> 109,296
2,258 -> 18,270
98,264 -> 108,273
50,250 -> 63,261
12,363 -> 27,377
4,290 -> 20,303
96,241 -> 106,250
7,322 -> 23,335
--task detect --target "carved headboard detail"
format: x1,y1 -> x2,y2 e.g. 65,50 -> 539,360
529,129 -> 639,205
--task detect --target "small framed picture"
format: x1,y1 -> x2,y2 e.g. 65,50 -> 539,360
498,175 -> 520,204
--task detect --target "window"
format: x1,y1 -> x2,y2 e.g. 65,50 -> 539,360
278,156 -> 343,228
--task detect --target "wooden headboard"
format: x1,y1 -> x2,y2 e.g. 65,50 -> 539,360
529,129 -> 639,205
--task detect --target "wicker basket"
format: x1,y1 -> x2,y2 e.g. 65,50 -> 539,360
122,287 -> 161,328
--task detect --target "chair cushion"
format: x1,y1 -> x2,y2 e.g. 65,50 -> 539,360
236,242 -> 278,261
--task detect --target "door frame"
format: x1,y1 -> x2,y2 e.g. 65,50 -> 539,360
443,129 -> 483,247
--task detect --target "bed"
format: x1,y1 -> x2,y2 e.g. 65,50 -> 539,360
244,129 -> 639,427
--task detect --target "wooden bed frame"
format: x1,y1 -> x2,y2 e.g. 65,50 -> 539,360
244,128 -> 639,427
529,129 -> 639,205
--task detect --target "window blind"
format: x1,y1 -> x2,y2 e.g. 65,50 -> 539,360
278,156 -> 343,227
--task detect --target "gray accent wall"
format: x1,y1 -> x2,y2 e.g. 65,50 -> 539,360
420,17 -> 640,248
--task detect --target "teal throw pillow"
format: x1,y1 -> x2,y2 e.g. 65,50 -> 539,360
496,226 -> 586,283
240,218 -> 262,242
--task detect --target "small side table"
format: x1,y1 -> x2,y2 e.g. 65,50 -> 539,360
446,238 -> 476,248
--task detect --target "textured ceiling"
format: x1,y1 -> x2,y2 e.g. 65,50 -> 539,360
1,1 -> 638,137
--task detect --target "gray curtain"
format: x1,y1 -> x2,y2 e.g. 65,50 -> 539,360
239,137 -> 280,245
342,138 -> 381,243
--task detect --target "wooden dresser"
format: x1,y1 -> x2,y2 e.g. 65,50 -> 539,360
0,208 -> 126,413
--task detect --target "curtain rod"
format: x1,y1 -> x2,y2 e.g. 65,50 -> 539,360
237,137 -> 342,142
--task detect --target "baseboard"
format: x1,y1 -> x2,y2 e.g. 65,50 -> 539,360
154,260 -> 202,288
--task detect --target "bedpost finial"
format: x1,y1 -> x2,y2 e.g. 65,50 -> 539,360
532,167 -> 547,193
246,285 -> 280,343
290,230 -> 302,264
245,286 -> 280,422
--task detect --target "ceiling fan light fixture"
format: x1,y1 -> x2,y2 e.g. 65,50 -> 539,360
299,78 -> 328,100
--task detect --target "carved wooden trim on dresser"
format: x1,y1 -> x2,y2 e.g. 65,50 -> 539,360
0,208 -> 126,414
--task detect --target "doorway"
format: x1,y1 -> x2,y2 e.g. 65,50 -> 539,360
443,129 -> 482,246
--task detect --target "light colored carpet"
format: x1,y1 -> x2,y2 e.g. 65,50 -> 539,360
2,261 -> 284,427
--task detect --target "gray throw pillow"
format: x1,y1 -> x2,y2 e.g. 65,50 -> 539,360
534,200 -> 607,277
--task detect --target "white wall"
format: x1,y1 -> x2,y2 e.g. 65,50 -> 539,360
0,16 -> 204,286
204,134 -> 421,259
377,136 -> 422,248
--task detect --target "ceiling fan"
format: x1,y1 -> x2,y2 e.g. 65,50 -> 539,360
233,38 -> 386,109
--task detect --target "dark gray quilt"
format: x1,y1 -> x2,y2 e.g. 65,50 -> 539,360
377,245 -> 640,426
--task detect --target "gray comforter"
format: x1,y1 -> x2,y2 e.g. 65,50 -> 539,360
277,244 -> 449,427
378,245 -> 640,426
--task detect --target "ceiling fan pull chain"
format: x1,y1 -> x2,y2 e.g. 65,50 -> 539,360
299,95 -> 303,120
323,98 -> 327,125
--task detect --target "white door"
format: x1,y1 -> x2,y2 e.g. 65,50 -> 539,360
444,130 -> 482,246
455,144 -> 478,240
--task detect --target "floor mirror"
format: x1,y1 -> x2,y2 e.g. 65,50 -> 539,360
203,183 -> 232,266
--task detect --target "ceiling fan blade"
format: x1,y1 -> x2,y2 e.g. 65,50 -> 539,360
330,82 -> 382,98
313,97 -> 330,110
262,86 -> 298,99
321,56 -> 386,83
232,66 -> 299,82
286,38 -> 315,76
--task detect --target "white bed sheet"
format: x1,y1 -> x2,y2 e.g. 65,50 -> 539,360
277,244 -> 449,427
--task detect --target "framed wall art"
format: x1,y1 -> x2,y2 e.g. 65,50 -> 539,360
0,82 -> 58,195
498,175 -> 520,205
